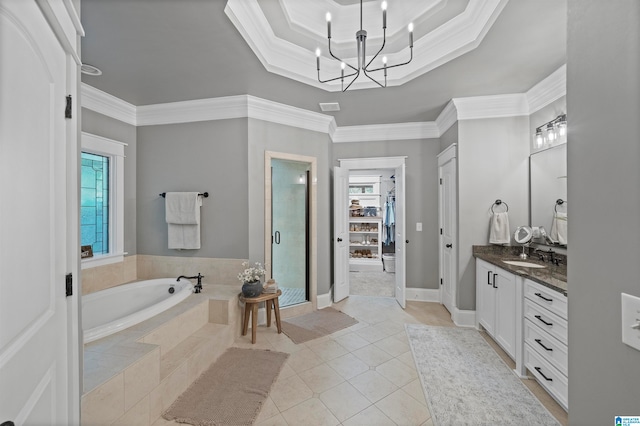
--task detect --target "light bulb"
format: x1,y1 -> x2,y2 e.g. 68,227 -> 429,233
341,62 -> 346,70
381,1 -> 387,11
315,48 -> 321,57
326,12 -> 331,22
382,56 -> 387,64
534,130 -> 544,148
408,22 -> 414,32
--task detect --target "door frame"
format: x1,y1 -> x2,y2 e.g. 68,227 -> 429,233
265,151 -> 317,315
336,156 -> 407,306
438,144 -> 457,313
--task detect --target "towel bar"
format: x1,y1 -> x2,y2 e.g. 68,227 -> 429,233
160,192 -> 209,198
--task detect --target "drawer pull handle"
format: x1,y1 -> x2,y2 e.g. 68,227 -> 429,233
534,366 -> 553,381
493,273 -> 498,289
535,315 -> 553,326
535,338 -> 553,351
487,271 -> 492,285
535,292 -> 553,302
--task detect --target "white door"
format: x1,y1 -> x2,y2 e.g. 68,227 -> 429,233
439,153 -> 457,314
394,164 -> 406,308
333,166 -> 350,302
0,1 -> 80,424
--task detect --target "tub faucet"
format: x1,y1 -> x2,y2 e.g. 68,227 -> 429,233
177,273 -> 204,293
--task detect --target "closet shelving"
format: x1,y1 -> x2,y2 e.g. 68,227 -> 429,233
348,176 -> 383,271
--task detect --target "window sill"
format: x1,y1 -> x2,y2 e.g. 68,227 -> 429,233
81,252 -> 127,270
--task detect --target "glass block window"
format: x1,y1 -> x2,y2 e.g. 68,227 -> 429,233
81,152 -> 109,256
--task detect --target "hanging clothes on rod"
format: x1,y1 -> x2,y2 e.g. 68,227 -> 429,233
383,192 -> 396,245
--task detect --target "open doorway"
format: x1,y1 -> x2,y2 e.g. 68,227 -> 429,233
348,171 -> 396,297
334,156 -> 407,308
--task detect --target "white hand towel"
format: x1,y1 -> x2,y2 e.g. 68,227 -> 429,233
166,192 -> 202,249
550,212 -> 568,245
489,212 -> 510,244
165,192 -> 200,225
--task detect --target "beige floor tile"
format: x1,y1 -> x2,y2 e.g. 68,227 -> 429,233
270,374 -> 313,412
374,334 -> 410,357
307,339 -> 349,361
298,364 -> 345,393
150,415 -> 179,425
421,417 -> 435,426
348,370 -> 398,403
326,352 -> 370,380
354,324 -> 392,343
255,396 -> 280,424
391,329 -> 411,345
352,344 -> 394,367
286,347 -> 325,373
255,413 -> 288,426
280,398 -> 339,426
276,362 -> 296,380
319,381 -> 372,422
402,378 -> 427,405
342,405 -> 396,426
376,357 -> 419,388
332,332 -> 370,352
375,388 -> 430,425
396,350 -> 418,370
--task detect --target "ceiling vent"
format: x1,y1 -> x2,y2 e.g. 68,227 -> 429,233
319,102 -> 340,112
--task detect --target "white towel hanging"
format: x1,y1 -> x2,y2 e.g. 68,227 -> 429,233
489,212 -> 510,245
165,192 -> 202,249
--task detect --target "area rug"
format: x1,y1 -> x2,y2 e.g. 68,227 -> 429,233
406,324 -> 559,426
162,347 -> 289,426
281,307 -> 358,344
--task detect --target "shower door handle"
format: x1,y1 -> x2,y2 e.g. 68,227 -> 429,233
274,231 -> 281,244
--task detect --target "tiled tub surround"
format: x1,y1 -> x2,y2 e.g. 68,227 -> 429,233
81,283 -> 241,425
82,255 -> 247,295
472,245 -> 567,295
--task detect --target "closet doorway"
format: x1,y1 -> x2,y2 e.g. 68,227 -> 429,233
265,152 -> 317,311
334,157 -> 407,308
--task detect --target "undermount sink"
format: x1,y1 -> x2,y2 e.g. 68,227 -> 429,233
501,260 -> 547,269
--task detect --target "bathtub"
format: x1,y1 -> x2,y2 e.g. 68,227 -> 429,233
82,278 -> 194,343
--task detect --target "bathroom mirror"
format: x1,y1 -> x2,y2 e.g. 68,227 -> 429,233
530,144 -> 567,246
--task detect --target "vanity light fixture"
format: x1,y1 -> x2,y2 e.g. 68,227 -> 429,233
315,0 -> 414,91
533,114 -> 567,150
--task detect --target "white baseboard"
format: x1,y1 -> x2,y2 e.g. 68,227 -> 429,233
452,308 -> 476,327
406,287 -> 441,302
317,292 -> 332,309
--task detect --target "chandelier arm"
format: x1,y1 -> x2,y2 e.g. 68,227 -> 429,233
317,69 -> 358,84
364,30 -> 387,71
362,68 -> 385,88
367,47 -> 413,73
328,38 -> 358,73
342,69 -> 361,92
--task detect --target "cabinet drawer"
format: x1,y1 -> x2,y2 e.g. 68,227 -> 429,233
524,279 -> 567,319
525,346 -> 568,411
524,319 -> 568,376
524,299 -> 568,344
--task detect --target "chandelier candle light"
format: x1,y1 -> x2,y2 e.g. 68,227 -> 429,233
315,0 -> 414,91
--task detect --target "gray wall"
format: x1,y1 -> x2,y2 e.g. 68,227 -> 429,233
247,119 -> 333,295
81,108 -> 137,255
439,122 -> 458,152
567,1 -> 640,423
457,116 -> 529,310
332,139 -> 441,290
136,118 -> 249,258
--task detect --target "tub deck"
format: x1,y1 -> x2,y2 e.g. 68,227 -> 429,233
81,283 -> 242,425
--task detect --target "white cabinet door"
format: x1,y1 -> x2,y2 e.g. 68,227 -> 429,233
476,259 -> 496,336
494,268 -> 516,358
333,166 -> 350,302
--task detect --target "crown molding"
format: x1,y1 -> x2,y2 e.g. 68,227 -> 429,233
526,64 -> 567,114
452,94 -> 529,120
225,0 -> 509,91
333,122 -> 439,143
136,96 -> 248,126
247,95 -> 334,135
435,100 -> 458,135
81,84 -> 137,125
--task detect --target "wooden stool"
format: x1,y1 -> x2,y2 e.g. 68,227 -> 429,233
238,289 -> 282,344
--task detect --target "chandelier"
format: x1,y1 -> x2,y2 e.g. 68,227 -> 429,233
315,0 -> 414,91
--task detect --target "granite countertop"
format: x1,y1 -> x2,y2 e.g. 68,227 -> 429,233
473,245 -> 567,296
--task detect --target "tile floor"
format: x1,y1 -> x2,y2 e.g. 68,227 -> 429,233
153,295 -> 567,426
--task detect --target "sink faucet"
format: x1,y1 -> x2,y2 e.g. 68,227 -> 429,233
177,273 -> 204,293
534,249 -> 556,263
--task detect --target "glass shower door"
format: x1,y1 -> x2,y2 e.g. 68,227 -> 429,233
271,159 -> 309,307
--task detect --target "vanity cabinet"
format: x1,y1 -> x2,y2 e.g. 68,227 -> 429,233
523,279 -> 568,410
476,259 -> 517,359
